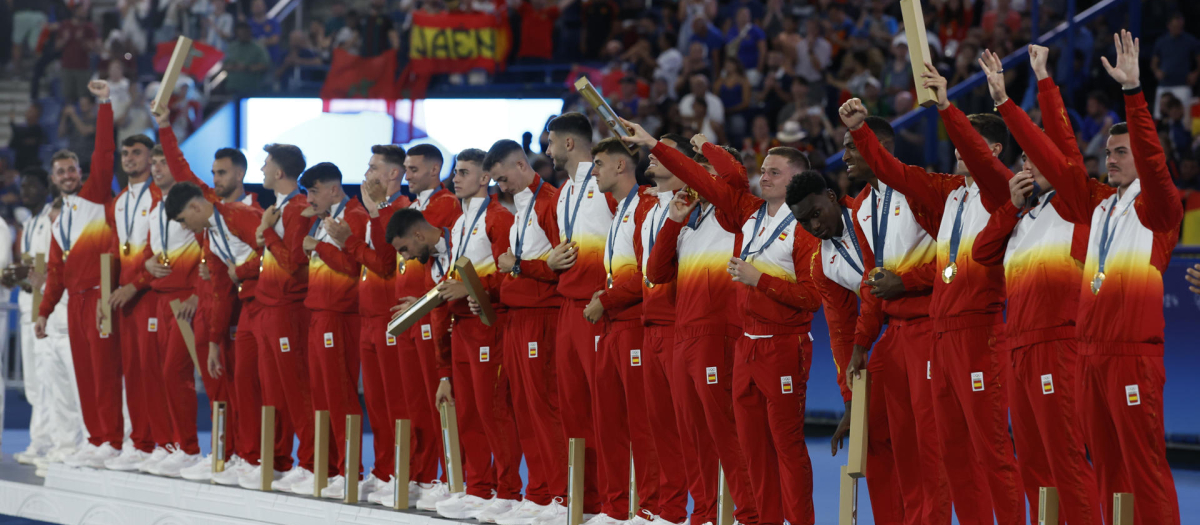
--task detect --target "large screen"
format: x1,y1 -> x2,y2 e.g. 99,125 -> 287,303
239,97 -> 564,184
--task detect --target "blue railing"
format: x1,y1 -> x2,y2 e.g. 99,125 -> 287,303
823,0 -> 1142,172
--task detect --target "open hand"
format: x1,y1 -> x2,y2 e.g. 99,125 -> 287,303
831,402 -> 851,456
176,295 -> 199,323
109,283 -> 137,309
1186,263 -> 1200,295
1101,29 -> 1140,90
618,118 -> 658,149
207,342 -> 223,378
145,257 -> 173,278
546,241 -> 578,271
324,218 -> 352,245
728,257 -> 762,287
391,296 -> 417,320
838,98 -> 868,131
978,49 -> 1008,106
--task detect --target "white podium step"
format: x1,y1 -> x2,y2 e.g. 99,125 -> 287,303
0,460 -> 465,525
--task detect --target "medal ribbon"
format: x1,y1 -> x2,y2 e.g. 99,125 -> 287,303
870,186 -> 893,268
830,207 -> 865,275
563,166 -> 594,242
606,186 -> 638,274
1097,191 -> 1141,276
740,203 -> 795,260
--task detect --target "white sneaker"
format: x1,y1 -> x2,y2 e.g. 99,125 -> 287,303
416,481 -> 453,511
180,455 -> 214,481
44,447 -> 76,464
237,465 -> 283,490
14,446 -> 46,464
496,499 -> 553,525
654,517 -> 687,525
320,475 -> 349,499
358,474 -> 388,502
138,447 -> 174,473
88,444 -> 123,469
583,513 -> 628,525
211,457 -> 253,486
367,479 -> 396,505
154,451 -> 201,477
290,471 -> 331,496
478,498 -> 522,523
531,498 -> 588,525
272,467 -> 313,492
438,493 -> 493,519
63,445 -> 97,468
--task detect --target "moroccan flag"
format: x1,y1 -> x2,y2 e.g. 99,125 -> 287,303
153,39 -> 224,79
320,48 -> 399,100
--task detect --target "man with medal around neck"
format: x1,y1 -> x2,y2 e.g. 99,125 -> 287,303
840,58 -> 1023,524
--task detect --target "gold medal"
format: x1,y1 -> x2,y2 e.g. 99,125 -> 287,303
361,267 -> 368,281
399,261 -> 407,274
942,262 -> 958,283
644,277 -> 655,289
62,250 -> 70,261
867,267 -> 884,281
1091,271 -> 1105,295
158,253 -> 170,266
122,242 -> 131,255
606,273 -> 613,289
237,283 -> 243,294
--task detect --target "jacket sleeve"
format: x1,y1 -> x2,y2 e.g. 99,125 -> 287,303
811,244 -> 857,403
972,200 -> 1020,267
128,230 -> 156,291
38,237 -> 65,318
1125,88 -> 1184,232
651,141 -> 757,231
899,259 -> 938,291
342,212 -> 394,276
261,204 -> 306,275
313,212 -> 366,275
700,142 -> 763,224
849,125 -> 955,222
997,98 -> 1098,226
851,217 -> 883,348
940,104 -> 1013,212
646,216 -> 682,284
79,104 -> 115,204
1037,77 -> 1086,166
515,194 -> 560,282
483,206 -> 514,304
753,234 -> 822,312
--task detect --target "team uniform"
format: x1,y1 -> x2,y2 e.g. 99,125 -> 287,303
646,147 -> 756,525
851,105 -> 1024,525
974,78 -> 1102,523
41,102 -> 123,458
1005,86 -> 1181,525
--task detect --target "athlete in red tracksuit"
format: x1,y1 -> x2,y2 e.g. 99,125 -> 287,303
37,91 -> 122,464
1006,32 -> 1180,524
635,135 -> 695,525
972,51 -> 1101,523
843,71 -> 1024,524
585,138 -> 660,523
643,143 -> 758,525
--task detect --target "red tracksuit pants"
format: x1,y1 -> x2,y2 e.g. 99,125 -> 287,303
555,302 -> 602,514
866,320 -> 952,525
594,319 -> 661,520
155,289 -> 202,455
733,333 -> 813,525
453,315 -> 523,500
505,307 -> 567,505
1079,349 -> 1179,525
675,329 -> 758,525
69,288 -> 123,448
122,290 -> 172,452
931,321 -> 1024,525
248,301 -> 300,469
398,319 -> 444,483
307,311 -> 363,478
1009,339 -> 1100,524
642,326 -> 689,525
195,298 -> 236,461
360,315 -> 399,482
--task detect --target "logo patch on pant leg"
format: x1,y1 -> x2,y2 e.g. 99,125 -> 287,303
148,317 -> 158,332
230,326 -> 237,340
927,361 -> 931,380
279,337 -> 290,352
324,332 -> 334,348
480,346 -> 490,362
595,335 -> 600,352
1125,384 -> 1140,406
706,367 -> 718,384
421,324 -> 432,340
1041,374 -> 1054,395
528,342 -> 538,358
971,372 -> 984,392
630,350 -> 641,367
781,376 -> 793,394
386,334 -> 396,346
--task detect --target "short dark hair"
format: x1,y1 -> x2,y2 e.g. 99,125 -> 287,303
968,113 -> 1008,147
215,147 -> 248,171
263,143 -> 306,179
785,170 -> 830,207
299,162 -> 343,189
21,167 -> 49,188
372,144 -> 406,166
456,148 -> 487,165
122,134 -> 155,150
547,112 -> 593,143
1109,122 -> 1128,136
164,181 -> 204,220
386,207 -> 429,244
864,116 -> 894,142
766,146 -> 812,171
51,150 -> 79,165
591,137 -> 634,160
151,145 -> 164,157
407,144 -> 444,167
1083,154 -> 1099,163
659,133 -> 697,159
483,139 -> 526,171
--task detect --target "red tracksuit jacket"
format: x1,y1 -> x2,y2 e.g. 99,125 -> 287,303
144,197 -> 202,294
257,189 -> 311,307
639,189 -> 677,328
394,187 -> 461,301
307,199 -> 370,314
110,179 -> 160,292
501,176 -> 562,309
598,185 -> 655,322
344,191 -> 409,318
555,162 -> 619,304
445,195 -> 514,318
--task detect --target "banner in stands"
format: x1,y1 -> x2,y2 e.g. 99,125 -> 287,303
320,49 -> 400,100
407,11 -> 510,75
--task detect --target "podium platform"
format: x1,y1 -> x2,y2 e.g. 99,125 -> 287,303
0,455 -> 462,525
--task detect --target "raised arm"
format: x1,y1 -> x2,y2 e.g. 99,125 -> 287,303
160,124 -> 220,203
80,102 -> 115,204
996,99 -> 1098,225
1126,89 -> 1183,232
973,200 -> 1020,267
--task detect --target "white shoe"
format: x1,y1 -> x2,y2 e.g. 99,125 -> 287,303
584,514 -> 628,525
416,481 -> 452,511
44,447 -> 75,463
272,467 -> 313,492
654,517 -> 687,525
154,451 -> 201,477
496,499 -> 552,525
438,493 -> 493,519
290,471 -> 331,495
14,446 -> 46,464
531,498 -> 587,525
88,443 -> 123,469
320,475 -> 350,499
478,498 -> 522,523
237,465 -> 283,490
137,447 -> 174,473
63,445 -> 97,468
358,474 -> 388,502
181,455 -> 214,481
211,457 -> 253,486
368,479 -> 395,505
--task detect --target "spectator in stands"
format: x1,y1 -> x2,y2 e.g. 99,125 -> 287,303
58,4 -> 99,106
679,74 -> 724,135
726,7 -> 767,77
759,48 -> 796,128
937,0 -> 973,56
685,96 -> 725,144
202,2 -> 236,52
334,10 -> 362,56
1162,97 -> 1193,160
308,20 -> 332,61
29,21 -> 59,100
277,30 -> 324,89
794,18 -> 832,84
881,35 -> 914,97
9,0 -> 47,71
516,0 -> 573,62
1179,158 -> 1199,191
1083,155 -> 1101,180
760,0 -> 789,42
361,0 -> 399,58
714,58 -> 752,142
249,0 -> 283,62
118,83 -> 153,144
859,0 -> 899,49
612,75 -> 646,121
775,78 -> 809,128
1151,13 -> 1200,117
224,22 -> 271,95
675,41 -> 713,93
799,108 -> 837,168
58,96 -> 97,173
325,2 -> 348,37
581,0 -> 619,60
981,0 -> 1021,38
828,50 -> 876,98
117,0 -> 150,57
688,15 -> 723,68
743,114 -> 779,169
1081,90 -> 1118,143
9,103 -> 45,171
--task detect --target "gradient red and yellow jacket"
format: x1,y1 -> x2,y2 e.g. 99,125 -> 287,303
501,175 -> 563,309
258,189 -> 312,306
851,104 -> 1013,332
308,199 -> 370,314
555,162 -> 618,303
598,184 -> 655,323
974,79 -> 1092,349
808,195 -> 871,403
1018,88 -> 1181,355
395,187 -> 461,301
445,195 -> 514,318
639,188 -> 678,327
344,191 -> 408,318
651,141 -> 821,335
423,232 -> 455,378
41,103 -> 118,319
200,230 -> 239,345
110,178 -> 160,291
143,197 -> 203,293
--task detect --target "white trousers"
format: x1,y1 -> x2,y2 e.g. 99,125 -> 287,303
17,291 -> 83,453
